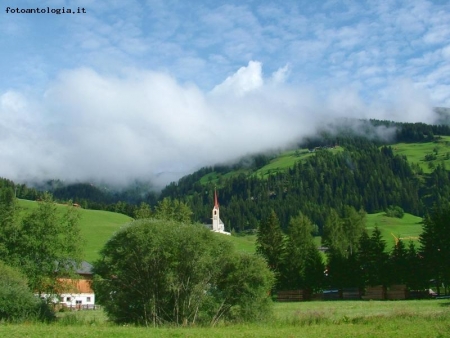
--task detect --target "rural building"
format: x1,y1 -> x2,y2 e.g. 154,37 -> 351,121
208,189 -> 230,235
40,261 -> 96,310
57,261 -> 95,309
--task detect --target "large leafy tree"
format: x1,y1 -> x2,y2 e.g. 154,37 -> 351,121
324,207 -> 367,288
280,213 -> 323,291
0,187 -> 20,259
153,197 -> 193,223
322,209 -> 346,256
0,261 -> 53,323
134,202 -> 152,219
93,219 -> 274,326
5,193 -> 83,295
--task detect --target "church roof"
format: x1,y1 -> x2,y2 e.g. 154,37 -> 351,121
214,189 -> 219,208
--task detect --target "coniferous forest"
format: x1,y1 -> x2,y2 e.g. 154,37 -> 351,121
160,120 -> 450,233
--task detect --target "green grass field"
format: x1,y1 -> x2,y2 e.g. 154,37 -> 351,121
221,234 -> 256,254
18,199 -> 132,263
366,212 -> 423,250
392,135 -> 450,173
254,147 -> 343,179
1,300 -> 449,337
199,147 -> 344,185
17,199 -> 425,261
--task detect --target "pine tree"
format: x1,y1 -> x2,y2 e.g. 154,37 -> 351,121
420,204 -> 450,295
256,210 -> 284,278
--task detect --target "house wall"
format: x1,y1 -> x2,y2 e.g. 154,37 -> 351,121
59,292 -> 95,308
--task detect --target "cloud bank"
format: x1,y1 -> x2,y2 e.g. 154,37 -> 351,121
0,61 -> 437,187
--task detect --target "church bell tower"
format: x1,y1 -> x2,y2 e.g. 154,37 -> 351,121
212,189 -> 220,231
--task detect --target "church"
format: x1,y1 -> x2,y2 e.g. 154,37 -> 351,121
210,189 -> 231,235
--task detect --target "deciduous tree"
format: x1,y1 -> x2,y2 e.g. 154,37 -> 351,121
93,219 -> 274,326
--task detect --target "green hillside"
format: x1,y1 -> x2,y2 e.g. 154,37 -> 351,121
17,199 -> 257,261
392,135 -> 450,173
366,212 -> 422,249
254,147 -> 343,178
219,234 -> 256,254
18,199 -> 132,263
199,135 -> 450,187
17,199 -> 425,262
199,147 -> 343,185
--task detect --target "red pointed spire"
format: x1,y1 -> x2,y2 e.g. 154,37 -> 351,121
214,189 -> 219,208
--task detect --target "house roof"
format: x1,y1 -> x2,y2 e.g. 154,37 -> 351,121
55,260 -> 94,276
76,261 -> 93,275
58,278 -> 93,294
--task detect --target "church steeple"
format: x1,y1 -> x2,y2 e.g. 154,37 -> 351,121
214,188 -> 219,208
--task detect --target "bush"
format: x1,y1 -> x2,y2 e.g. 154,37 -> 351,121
0,261 -> 54,323
93,219 -> 274,326
385,206 -> 404,218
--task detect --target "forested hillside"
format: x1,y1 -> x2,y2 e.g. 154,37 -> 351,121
160,120 -> 450,233
3,119 -> 450,234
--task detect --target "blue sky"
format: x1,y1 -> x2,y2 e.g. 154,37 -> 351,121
1,0 -> 450,186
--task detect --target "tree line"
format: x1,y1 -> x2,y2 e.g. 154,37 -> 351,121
256,205 -> 450,295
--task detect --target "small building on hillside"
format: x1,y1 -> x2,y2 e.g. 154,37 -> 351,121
40,261 -> 96,310
208,190 -> 231,235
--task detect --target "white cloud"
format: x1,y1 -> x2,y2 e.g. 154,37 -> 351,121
1,0 -> 450,186
211,61 -> 264,96
270,64 -> 290,84
0,62 -> 439,187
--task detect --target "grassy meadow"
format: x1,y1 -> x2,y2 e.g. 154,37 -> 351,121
17,198 -> 425,261
18,199 -> 132,263
254,146 -> 344,179
366,212 -> 423,250
199,147 -> 344,185
1,300 -> 449,337
392,135 -> 450,173
219,233 -> 257,253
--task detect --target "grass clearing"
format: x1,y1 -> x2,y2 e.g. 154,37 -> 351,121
392,136 -> 450,173
254,147 -> 344,179
366,212 -> 422,250
225,234 -> 256,254
18,199 -> 132,263
1,300 -> 449,337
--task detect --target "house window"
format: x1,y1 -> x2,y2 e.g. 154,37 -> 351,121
87,297 -> 91,302
76,300 -> 82,305
66,297 -> 71,302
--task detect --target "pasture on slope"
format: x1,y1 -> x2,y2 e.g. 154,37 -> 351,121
392,135 -> 450,173
17,199 -> 256,261
199,147 -> 343,185
18,199 -> 132,263
366,212 -> 423,250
